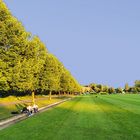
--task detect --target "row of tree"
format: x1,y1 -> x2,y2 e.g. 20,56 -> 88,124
0,1 -> 81,97
88,80 -> 140,94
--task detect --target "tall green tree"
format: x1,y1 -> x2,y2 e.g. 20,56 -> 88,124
135,80 -> 140,87
0,1 -> 47,94
39,54 -> 62,100
108,87 -> 115,94
0,1 -> 30,94
0,1 -> 81,97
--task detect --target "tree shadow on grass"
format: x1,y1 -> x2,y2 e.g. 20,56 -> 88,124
11,103 -> 28,115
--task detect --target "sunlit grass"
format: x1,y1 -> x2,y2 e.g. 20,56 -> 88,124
0,95 -> 70,120
0,94 -> 140,140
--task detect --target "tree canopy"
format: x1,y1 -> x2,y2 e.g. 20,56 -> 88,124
0,1 -> 81,96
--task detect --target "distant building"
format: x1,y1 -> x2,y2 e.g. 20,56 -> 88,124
82,86 -> 92,93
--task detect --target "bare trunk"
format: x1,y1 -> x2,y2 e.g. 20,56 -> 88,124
59,91 -> 61,96
32,91 -> 35,105
49,91 -> 52,100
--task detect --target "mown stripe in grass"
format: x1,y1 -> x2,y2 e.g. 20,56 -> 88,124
0,95 -> 140,140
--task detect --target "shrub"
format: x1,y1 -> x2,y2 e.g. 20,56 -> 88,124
90,92 -> 97,95
99,92 -> 108,95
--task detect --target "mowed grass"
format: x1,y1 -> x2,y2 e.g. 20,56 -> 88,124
0,95 -> 69,121
0,94 -> 140,140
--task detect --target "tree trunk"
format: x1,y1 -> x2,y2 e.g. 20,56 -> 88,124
49,91 -> 52,100
32,91 -> 35,105
59,91 -> 61,96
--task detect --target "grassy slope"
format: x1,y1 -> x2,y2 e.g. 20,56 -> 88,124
0,95 -> 69,121
0,94 -> 140,140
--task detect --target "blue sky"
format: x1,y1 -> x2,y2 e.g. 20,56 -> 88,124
3,0 -> 140,87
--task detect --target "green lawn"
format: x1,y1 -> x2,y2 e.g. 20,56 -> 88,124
0,94 -> 140,140
0,95 -> 70,121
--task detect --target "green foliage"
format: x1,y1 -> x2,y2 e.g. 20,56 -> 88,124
89,83 -> 109,94
108,87 -> 115,94
89,83 -> 96,89
115,87 -> 123,93
99,92 -> 108,95
60,68 -> 81,93
39,54 -> 61,92
135,80 -> 140,88
94,87 -> 100,93
89,81 -> 140,95
102,85 -> 109,93
0,1 -> 81,96
130,87 -> 138,93
90,92 -> 97,94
